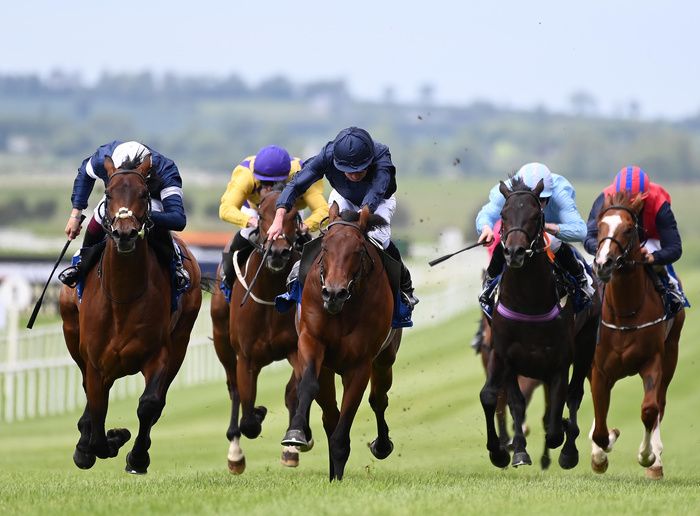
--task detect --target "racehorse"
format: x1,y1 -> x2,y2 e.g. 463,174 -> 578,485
280,202 -> 402,481
589,191 -> 684,479
59,154 -> 202,474
210,188 -> 307,473
480,177 -> 599,470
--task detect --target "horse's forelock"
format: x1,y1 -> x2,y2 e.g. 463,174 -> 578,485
338,210 -> 387,232
117,149 -> 148,171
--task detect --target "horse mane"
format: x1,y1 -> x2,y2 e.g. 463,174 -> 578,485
118,150 -> 149,171
338,210 -> 388,231
604,190 -> 636,208
507,174 -> 532,193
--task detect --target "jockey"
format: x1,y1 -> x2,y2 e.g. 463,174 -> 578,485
476,162 -> 593,310
584,166 -> 686,312
266,126 -> 419,308
218,144 -> 329,289
59,140 -> 190,290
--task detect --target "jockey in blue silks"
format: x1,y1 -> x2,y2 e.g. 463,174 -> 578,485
475,162 -> 593,309
59,140 -> 190,290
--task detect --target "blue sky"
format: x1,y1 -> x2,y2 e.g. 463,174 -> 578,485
4,1 -> 698,119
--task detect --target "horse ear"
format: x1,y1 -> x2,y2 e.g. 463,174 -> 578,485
533,178 -> 544,197
104,156 -> 117,177
328,201 -> 340,221
358,205 -> 370,232
498,181 -> 510,198
630,193 -> 645,214
136,155 -> 152,176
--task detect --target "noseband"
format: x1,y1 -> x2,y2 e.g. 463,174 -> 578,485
318,220 -> 374,299
101,170 -> 153,239
500,190 -> 546,257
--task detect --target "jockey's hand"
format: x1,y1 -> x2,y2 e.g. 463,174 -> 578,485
246,216 -> 259,229
267,207 -> 287,242
478,226 -> 494,245
65,212 -> 83,240
641,247 -> 655,264
544,222 -> 560,236
299,222 -> 309,235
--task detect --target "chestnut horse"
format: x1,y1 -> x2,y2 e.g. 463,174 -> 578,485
480,177 -> 599,470
59,155 -> 202,474
210,188 -> 307,473
280,202 -> 402,481
590,191 -> 684,479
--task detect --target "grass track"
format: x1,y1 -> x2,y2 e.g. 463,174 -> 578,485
1,273 -> 699,515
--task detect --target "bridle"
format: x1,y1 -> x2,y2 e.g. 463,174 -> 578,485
596,204 -> 644,269
100,170 -> 153,240
500,190 -> 547,257
318,220 -> 375,300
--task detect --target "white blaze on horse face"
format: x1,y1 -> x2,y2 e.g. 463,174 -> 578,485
596,214 -> 623,265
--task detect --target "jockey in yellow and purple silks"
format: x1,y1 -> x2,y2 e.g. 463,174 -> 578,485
218,145 -> 329,288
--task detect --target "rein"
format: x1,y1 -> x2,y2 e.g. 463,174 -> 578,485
101,170 -> 153,239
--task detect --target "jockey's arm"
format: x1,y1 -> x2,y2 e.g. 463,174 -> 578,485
361,167 -> 392,213
548,183 -> 586,242
300,179 -> 329,232
151,194 -> 186,231
651,203 -> 682,265
219,166 -> 256,228
475,182 -> 505,236
583,193 -> 604,255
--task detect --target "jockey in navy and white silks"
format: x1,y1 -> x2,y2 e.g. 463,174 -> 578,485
475,162 -> 593,306
267,126 -> 418,308
60,140 -> 189,289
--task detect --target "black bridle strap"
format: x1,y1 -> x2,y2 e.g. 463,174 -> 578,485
500,190 -> 545,255
102,170 -> 152,235
596,204 -> 643,267
319,220 -> 374,295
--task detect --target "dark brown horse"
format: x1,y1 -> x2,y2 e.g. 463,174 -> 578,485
480,177 -> 599,470
280,202 -> 402,481
59,155 -> 202,474
590,191 -> 684,479
210,188 -> 307,473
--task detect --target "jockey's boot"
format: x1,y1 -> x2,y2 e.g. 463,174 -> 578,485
478,271 -> 497,308
470,317 -> 485,354
222,230 -> 256,290
556,243 -> 594,299
400,262 -> 419,309
174,251 -> 190,291
58,224 -> 107,288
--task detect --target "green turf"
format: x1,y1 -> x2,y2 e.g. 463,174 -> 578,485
1,270 -> 699,515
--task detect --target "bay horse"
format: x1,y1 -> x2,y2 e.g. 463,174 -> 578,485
210,188 -> 307,474
480,177 -> 599,470
59,154 -> 202,474
280,202 -> 402,481
590,191 -> 684,479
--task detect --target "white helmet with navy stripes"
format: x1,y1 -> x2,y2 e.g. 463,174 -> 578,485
515,162 -> 554,198
111,141 -> 151,169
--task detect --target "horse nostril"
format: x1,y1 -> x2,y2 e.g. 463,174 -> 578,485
129,229 -> 138,239
321,287 -> 330,301
337,288 -> 349,300
503,247 -> 511,257
514,247 -> 526,258
280,248 -> 291,260
112,229 -> 120,239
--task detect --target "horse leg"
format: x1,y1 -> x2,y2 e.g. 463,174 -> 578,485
545,369 -> 567,450
479,351 -> 510,468
539,383 -> 552,470
237,356 -> 266,439
506,373 -> 531,467
328,362 -> 372,481
316,367 -> 340,480
224,357 -> 245,474
281,370 -> 307,468
73,404 -> 96,469
637,353 -> 663,469
368,344 -> 397,460
282,336 -> 324,448
495,388 -> 511,450
589,365 -> 619,473
85,365 -> 128,460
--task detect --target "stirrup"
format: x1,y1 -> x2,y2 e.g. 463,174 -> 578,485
175,266 -> 190,290
58,265 -> 80,288
401,290 -> 419,309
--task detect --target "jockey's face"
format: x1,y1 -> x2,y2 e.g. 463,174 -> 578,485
344,170 -> 368,182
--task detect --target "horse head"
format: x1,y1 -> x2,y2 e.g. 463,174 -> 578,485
593,191 -> 644,283
318,202 -> 382,315
258,185 -> 300,272
103,154 -> 152,254
498,176 -> 545,268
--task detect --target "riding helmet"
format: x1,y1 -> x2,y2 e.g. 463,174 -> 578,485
332,127 -> 374,173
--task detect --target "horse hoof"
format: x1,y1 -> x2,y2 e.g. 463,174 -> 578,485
240,419 -> 262,439
228,457 -> 246,474
638,452 -> 656,468
645,466 -> 663,480
369,438 -> 394,460
489,449 -> 510,468
298,438 -> 314,453
73,448 -> 96,470
254,406 -> 268,423
512,451 -> 532,468
125,451 -> 149,475
540,454 -> 551,470
280,449 -> 299,468
281,429 -> 308,448
558,450 -> 579,470
591,456 -> 608,474
107,428 -> 131,455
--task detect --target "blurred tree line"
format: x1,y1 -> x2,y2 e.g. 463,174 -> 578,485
1,71 -> 699,181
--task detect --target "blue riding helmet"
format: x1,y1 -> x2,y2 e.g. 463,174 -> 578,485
515,162 -> 554,198
332,127 -> 374,173
253,145 -> 291,181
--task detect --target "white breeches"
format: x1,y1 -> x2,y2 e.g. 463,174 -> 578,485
327,190 -> 396,249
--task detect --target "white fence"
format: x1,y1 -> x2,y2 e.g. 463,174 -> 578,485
0,248 -> 485,424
